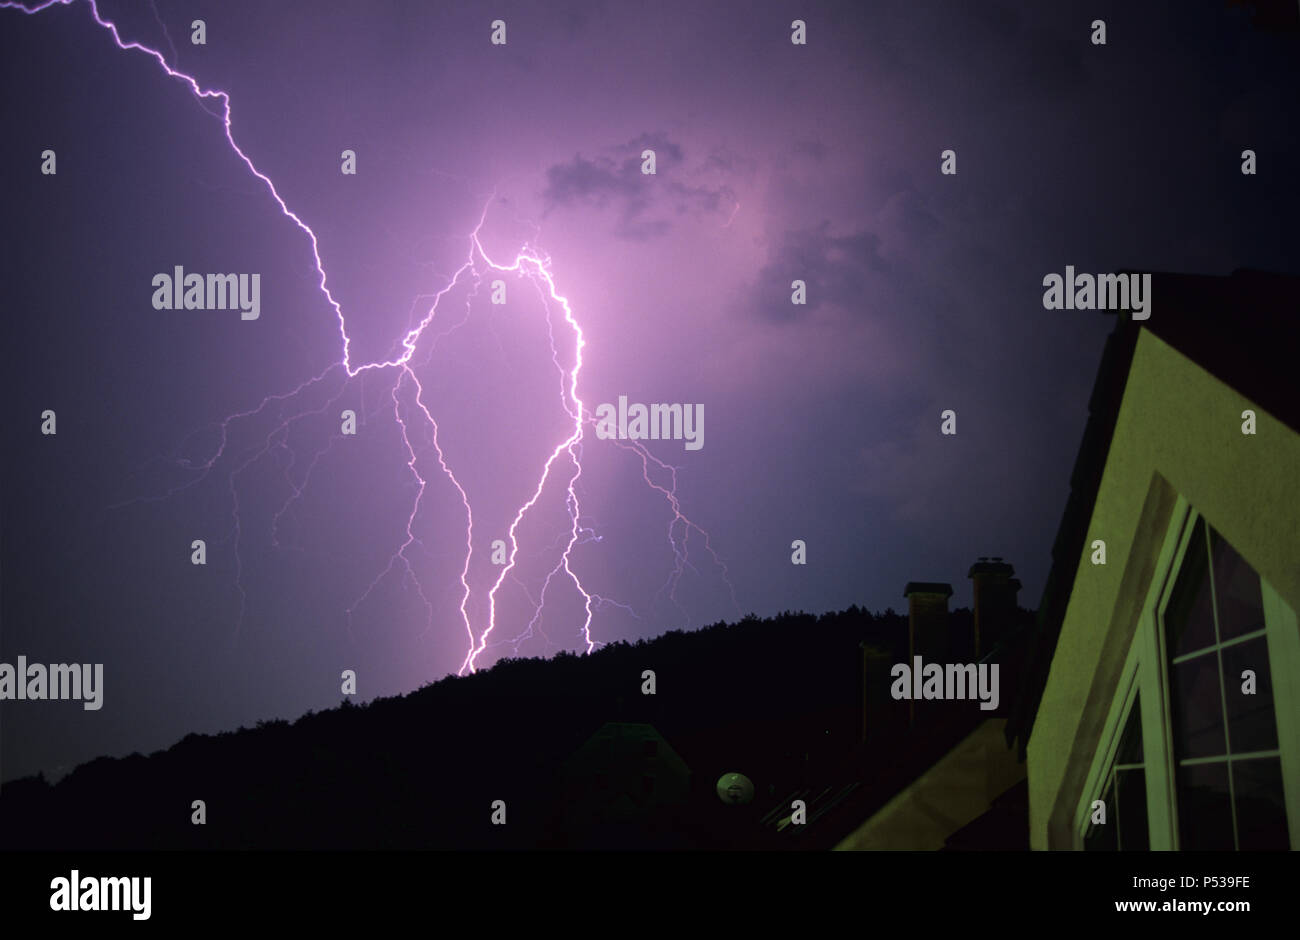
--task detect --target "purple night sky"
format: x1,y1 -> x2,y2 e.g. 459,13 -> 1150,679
2,0 -> 1297,782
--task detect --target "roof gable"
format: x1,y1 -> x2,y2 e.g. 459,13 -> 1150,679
1007,269 -> 1300,757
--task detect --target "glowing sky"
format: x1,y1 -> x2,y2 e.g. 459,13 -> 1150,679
2,0 -> 1297,782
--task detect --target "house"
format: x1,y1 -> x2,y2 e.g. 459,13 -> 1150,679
557,721 -> 692,845
839,269 -> 1300,851
1009,268 -> 1300,850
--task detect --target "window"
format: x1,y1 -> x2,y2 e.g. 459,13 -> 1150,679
1162,519 -> 1288,849
1079,499 -> 1300,850
1084,690 -> 1149,850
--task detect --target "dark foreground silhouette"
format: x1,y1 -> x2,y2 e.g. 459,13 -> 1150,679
1,604 -> 1033,849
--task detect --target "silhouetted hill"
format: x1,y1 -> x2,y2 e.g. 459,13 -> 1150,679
0,604 -> 1032,849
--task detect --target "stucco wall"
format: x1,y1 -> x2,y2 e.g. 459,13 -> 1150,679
1027,328 -> 1300,849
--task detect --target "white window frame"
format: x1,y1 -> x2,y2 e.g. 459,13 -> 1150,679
1078,494 -> 1300,850
1074,636 -> 1144,848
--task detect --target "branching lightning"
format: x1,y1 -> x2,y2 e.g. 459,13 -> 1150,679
6,0 -> 740,676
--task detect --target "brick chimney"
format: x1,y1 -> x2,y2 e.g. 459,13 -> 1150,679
967,557 -> 1021,659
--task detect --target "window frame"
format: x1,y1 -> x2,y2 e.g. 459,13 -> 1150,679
1075,636 -> 1145,848
1077,494 -> 1300,850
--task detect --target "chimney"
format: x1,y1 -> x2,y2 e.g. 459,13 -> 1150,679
903,582 -> 953,727
967,558 -> 1021,658
904,581 -> 953,664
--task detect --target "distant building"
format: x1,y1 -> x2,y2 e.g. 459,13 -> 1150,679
561,722 -> 691,828
838,562 -> 1028,849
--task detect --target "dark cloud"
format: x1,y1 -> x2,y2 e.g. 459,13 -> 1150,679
542,132 -> 736,238
542,154 -> 637,208
746,222 -> 891,322
625,131 -> 685,170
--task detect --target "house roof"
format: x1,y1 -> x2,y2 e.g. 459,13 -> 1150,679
1005,269 -> 1300,759
565,721 -> 690,778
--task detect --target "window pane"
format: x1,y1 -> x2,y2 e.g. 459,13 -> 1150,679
1085,779 -> 1118,851
1210,527 -> 1266,641
1232,757 -> 1290,850
1117,692 -> 1143,765
1169,651 -> 1226,758
1176,761 -> 1234,850
1220,637 -> 1278,754
1165,522 -> 1215,656
1116,768 -> 1149,850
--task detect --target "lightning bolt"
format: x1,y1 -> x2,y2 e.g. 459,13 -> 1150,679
7,0 -> 740,676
